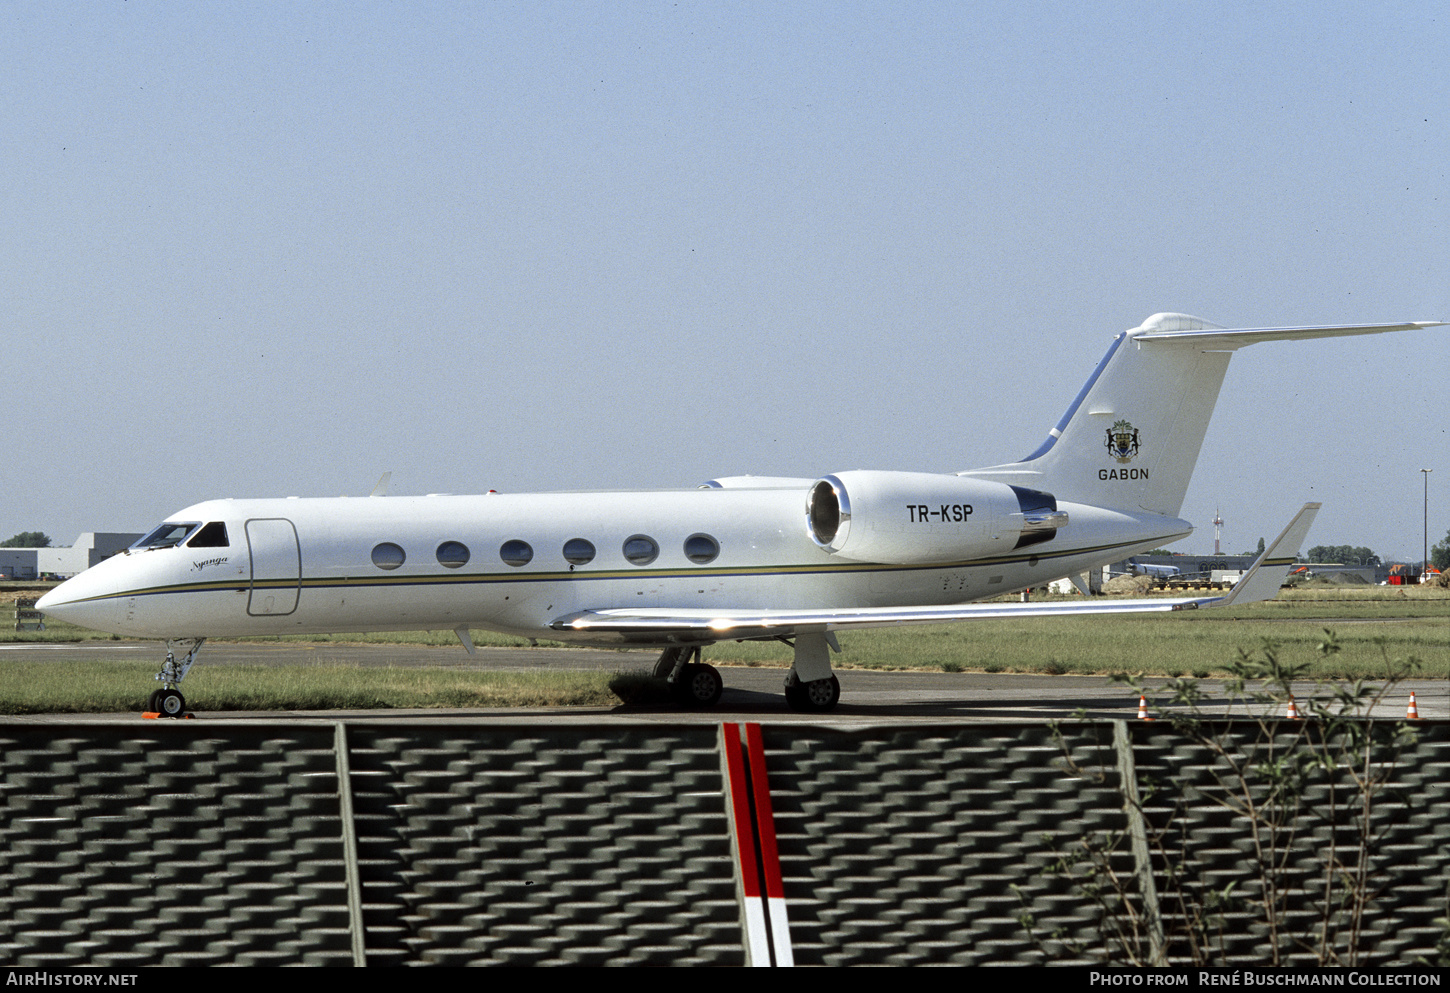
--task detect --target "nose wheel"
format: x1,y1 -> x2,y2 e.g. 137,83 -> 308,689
147,688 -> 187,718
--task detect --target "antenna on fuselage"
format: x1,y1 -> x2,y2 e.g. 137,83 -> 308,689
370,472 -> 392,497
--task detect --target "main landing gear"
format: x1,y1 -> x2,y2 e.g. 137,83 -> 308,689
655,646 -> 723,708
653,630 -> 844,712
784,672 -> 841,712
782,629 -> 841,712
147,638 -> 204,718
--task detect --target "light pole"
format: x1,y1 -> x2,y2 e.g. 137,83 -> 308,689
1423,468 -> 1433,582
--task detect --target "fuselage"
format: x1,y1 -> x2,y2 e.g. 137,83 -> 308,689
37,484 -> 1190,645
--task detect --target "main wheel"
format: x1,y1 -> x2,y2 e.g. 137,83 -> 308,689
798,676 -> 840,712
674,663 -> 723,708
156,688 -> 186,718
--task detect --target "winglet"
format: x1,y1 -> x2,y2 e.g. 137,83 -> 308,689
1210,502 -> 1321,607
370,472 -> 392,497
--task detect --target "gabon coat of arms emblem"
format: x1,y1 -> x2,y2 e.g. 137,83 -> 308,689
1105,419 -> 1140,464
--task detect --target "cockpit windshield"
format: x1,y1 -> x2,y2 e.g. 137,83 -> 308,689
132,522 -> 200,550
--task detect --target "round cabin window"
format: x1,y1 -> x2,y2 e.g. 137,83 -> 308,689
684,533 -> 720,564
563,538 -> 596,565
436,541 -> 470,569
372,542 -> 406,570
622,534 -> 659,566
500,539 -> 534,567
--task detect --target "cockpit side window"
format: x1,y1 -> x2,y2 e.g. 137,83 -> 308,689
187,522 -> 230,548
132,522 -> 200,550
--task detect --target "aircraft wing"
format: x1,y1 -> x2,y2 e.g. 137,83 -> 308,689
552,503 -> 1321,642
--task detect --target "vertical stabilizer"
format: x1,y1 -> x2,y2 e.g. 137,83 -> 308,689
960,314 -> 1441,517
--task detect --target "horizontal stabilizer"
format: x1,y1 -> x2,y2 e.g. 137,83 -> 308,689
1134,320 -> 1444,349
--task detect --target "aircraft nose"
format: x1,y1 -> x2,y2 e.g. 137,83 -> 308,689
35,585 -> 68,614
36,576 -> 120,633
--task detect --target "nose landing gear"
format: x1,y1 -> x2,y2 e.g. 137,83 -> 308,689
146,638 -> 204,718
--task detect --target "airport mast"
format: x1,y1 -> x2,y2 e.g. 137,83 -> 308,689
1213,508 -> 1224,556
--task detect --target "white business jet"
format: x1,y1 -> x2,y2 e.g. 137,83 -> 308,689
37,313 -> 1441,716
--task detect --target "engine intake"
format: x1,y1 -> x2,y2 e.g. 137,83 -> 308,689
806,471 -> 1065,564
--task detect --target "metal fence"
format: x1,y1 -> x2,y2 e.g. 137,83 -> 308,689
1,720 -> 1446,966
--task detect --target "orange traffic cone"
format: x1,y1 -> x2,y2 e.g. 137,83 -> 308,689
1138,694 -> 1154,721
1285,694 -> 1299,719
1406,691 -> 1421,720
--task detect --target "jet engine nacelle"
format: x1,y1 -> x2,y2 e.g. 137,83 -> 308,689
806,470 -> 1067,564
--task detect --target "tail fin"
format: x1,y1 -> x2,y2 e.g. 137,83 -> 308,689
961,313 -> 1441,516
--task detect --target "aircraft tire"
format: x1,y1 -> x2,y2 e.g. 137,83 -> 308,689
675,663 -> 723,708
783,681 -> 805,710
802,676 -> 840,712
146,689 -> 162,713
156,689 -> 186,718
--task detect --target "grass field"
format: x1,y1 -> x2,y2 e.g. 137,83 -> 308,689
2,584 -> 1445,712
0,662 -> 624,715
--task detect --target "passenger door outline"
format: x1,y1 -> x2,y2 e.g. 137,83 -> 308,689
246,518 -> 301,616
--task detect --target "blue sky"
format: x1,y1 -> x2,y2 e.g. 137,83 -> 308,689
4,1 -> 1446,560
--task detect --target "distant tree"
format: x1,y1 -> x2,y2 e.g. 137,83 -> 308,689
1306,544 -> 1381,568
1433,528 -> 1450,571
1257,536 -> 1266,555
1,532 -> 51,548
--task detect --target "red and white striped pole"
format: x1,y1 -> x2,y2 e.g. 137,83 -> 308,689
722,722 -> 794,967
